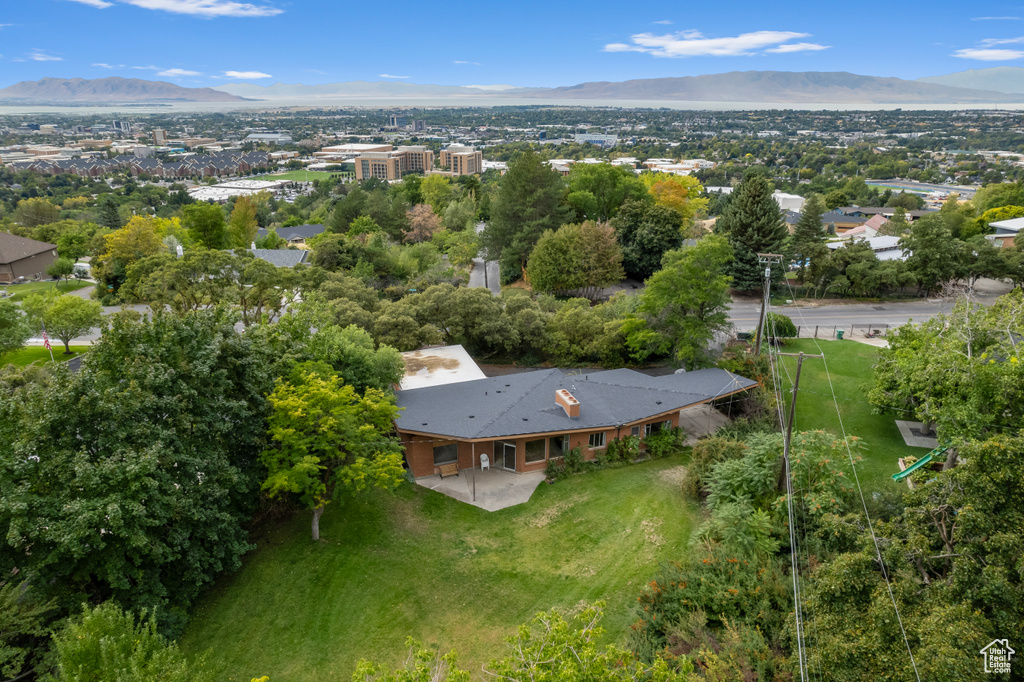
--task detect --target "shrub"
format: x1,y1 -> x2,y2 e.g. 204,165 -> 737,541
684,436 -> 747,499
644,426 -> 686,459
544,458 -> 562,481
764,311 -> 797,340
50,602 -> 213,682
563,445 -> 583,473
605,435 -> 640,464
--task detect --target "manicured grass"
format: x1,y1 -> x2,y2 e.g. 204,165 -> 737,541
265,170 -> 345,182
775,338 -> 930,490
2,280 -> 90,303
181,455 -> 697,681
2,345 -> 90,367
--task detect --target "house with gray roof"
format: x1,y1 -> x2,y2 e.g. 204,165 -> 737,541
395,367 -> 757,477
246,248 -> 307,268
0,232 -> 58,283
257,223 -> 326,246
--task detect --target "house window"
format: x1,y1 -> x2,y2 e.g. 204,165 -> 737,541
588,432 -> 606,449
432,443 -> 458,465
525,439 -> 546,463
644,421 -> 672,437
549,435 -> 569,458
630,426 -> 640,437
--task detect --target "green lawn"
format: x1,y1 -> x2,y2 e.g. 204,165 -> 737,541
181,455 -> 697,681
776,338 -> 929,490
265,170 -> 346,182
2,345 -> 90,367
2,280 -> 90,303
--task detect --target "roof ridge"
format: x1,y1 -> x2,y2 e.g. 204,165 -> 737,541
468,369 -> 560,438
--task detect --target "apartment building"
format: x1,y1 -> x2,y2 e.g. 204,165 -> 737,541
439,144 -> 483,176
353,145 -> 434,181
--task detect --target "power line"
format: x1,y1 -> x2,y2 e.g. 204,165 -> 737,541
780,277 -> 922,682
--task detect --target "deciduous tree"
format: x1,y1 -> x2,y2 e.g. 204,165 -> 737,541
610,200 -> 685,281
260,363 -> 404,541
182,203 -> 228,250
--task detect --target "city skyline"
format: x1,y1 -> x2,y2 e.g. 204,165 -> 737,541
0,0 -> 1023,88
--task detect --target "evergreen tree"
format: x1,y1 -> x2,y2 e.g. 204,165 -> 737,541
714,175 -> 787,292
791,193 -> 826,283
97,194 -> 122,230
480,151 -> 571,284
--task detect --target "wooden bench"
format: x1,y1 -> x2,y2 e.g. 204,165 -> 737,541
438,463 -> 459,479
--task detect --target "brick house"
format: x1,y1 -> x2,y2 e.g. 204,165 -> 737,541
395,367 -> 757,478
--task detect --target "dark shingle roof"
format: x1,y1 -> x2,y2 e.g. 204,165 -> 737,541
395,367 -> 757,440
257,224 -> 326,242
246,248 -> 307,267
0,232 -> 57,265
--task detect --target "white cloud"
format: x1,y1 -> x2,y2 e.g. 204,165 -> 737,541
981,36 -> 1024,45
379,73 -> 409,78
972,16 -> 1020,20
29,49 -> 62,61
223,70 -> 272,79
66,0 -> 282,16
604,29 -> 816,57
765,42 -> 830,54
130,65 -> 160,70
463,84 -> 516,91
158,68 -> 201,76
121,0 -> 282,16
454,60 -> 481,65
92,62 -> 125,68
953,47 -> 1024,60
653,20 -> 672,25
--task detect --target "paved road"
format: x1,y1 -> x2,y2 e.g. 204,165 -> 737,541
729,298 -> 950,332
467,222 -> 500,295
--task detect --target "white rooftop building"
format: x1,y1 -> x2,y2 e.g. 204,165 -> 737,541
399,345 -> 487,391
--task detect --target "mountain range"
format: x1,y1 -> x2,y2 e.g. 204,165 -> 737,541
916,67 -> 1024,94
0,77 -> 245,103
2,70 -> 1022,105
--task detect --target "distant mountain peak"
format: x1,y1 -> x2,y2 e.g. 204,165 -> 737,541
917,67 -> 1024,95
0,76 -> 246,103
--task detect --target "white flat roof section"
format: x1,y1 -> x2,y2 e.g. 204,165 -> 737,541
399,344 -> 487,391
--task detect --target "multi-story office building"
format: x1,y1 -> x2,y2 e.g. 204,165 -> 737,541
439,144 -> 483,176
353,145 -> 434,181
573,133 -> 618,148
152,129 -> 168,145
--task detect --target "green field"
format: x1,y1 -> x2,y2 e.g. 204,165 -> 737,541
776,338 -> 929,490
2,280 -> 91,303
180,455 -> 697,681
265,170 -> 345,182
2,345 -> 90,367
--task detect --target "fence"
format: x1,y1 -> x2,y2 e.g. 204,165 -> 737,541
737,323 -> 891,341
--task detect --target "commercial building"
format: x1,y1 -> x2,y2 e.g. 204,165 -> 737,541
244,132 -> 293,144
353,145 -> 434,181
439,144 -> 483,176
152,129 -> 168,145
574,133 -> 618,148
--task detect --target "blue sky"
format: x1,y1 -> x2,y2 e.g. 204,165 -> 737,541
2,0 -> 1024,88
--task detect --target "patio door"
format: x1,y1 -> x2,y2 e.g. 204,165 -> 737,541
497,440 -> 516,471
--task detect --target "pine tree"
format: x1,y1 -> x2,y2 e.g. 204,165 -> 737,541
791,193 -> 826,283
480,151 -> 571,284
97,194 -> 123,230
714,175 -> 787,292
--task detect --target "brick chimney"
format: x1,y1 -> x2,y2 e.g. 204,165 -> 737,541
556,389 -> 580,418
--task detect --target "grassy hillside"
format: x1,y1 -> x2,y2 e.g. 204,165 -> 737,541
776,338 -> 929,490
181,455 -> 697,681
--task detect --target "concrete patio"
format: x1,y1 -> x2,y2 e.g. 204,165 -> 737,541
677,404 -> 731,445
415,467 -> 546,512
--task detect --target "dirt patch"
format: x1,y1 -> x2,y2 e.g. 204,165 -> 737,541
404,353 -> 460,374
641,518 -> 664,547
529,494 -> 586,528
658,465 -> 688,487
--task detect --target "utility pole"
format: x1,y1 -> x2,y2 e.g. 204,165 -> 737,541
754,253 -> 784,355
776,350 -> 823,682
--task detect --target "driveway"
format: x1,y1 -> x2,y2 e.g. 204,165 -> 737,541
468,222 -> 500,295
